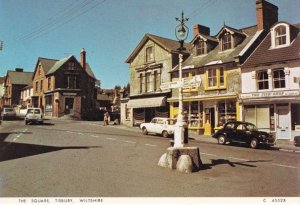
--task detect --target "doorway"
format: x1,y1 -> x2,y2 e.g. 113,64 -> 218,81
276,106 -> 290,139
205,107 -> 215,133
65,98 -> 74,115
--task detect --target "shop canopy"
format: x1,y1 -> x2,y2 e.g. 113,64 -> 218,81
127,96 -> 166,108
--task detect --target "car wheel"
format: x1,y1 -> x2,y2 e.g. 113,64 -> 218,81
25,121 -> 28,125
218,135 -> 226,145
250,138 -> 259,149
162,131 -> 169,138
142,127 -> 148,135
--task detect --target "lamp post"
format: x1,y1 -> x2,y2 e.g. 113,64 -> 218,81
174,11 -> 189,148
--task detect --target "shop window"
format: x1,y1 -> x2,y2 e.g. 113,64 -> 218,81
189,101 -> 203,128
273,68 -> 285,89
218,101 -> 236,127
291,104 -> 300,130
45,96 -> 53,112
257,70 -> 269,90
244,105 -> 270,129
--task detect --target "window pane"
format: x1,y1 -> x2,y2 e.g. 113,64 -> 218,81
273,69 -> 285,89
275,26 -> 287,46
257,70 -> 269,90
146,47 -> 154,62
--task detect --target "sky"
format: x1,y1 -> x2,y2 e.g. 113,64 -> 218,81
0,0 -> 300,89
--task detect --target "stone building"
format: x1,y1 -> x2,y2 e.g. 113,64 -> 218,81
123,33 -> 191,126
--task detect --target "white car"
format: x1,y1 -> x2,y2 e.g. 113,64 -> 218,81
140,117 -> 176,138
25,108 -> 43,125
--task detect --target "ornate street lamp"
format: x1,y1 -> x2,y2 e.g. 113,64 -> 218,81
174,11 -> 189,148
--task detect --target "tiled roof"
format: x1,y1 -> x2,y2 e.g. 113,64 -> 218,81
125,33 -> 192,63
38,57 -> 58,74
7,71 -> 33,85
242,23 -> 300,68
178,25 -> 257,70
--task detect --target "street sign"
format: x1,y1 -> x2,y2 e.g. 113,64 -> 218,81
160,81 -> 183,90
183,76 -> 201,88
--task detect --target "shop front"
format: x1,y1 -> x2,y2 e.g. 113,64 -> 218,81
169,94 -> 240,135
127,96 -> 169,126
240,90 -> 300,140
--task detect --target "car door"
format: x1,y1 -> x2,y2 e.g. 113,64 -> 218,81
147,118 -> 157,133
233,123 -> 246,142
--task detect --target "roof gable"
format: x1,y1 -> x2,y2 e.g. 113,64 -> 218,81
125,33 -> 192,63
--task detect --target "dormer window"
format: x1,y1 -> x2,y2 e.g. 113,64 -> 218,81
271,23 -> 291,48
146,46 -> 154,63
222,33 -> 232,51
196,40 -> 206,55
275,26 -> 287,46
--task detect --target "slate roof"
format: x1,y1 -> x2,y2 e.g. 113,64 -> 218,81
38,57 -> 58,74
125,33 -> 193,63
41,55 -> 96,80
7,71 -> 33,85
177,25 -> 257,70
242,23 -> 300,68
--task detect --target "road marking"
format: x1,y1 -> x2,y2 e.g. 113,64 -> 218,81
271,163 -> 299,169
144,144 -> 157,147
123,140 -> 136,144
90,135 -> 99,138
77,132 -> 84,135
200,152 -> 217,157
106,137 -> 116,141
66,131 -> 76,134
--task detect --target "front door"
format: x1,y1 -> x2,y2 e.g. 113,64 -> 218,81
65,98 -> 74,115
276,106 -> 290,139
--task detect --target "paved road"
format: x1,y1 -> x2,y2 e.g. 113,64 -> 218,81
0,119 -> 299,197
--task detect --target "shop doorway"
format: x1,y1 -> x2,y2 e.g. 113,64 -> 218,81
205,108 -> 215,133
276,106 -> 290,139
65,98 -> 74,115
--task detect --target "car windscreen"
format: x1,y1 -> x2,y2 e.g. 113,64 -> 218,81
5,108 -> 14,112
34,109 -> 41,114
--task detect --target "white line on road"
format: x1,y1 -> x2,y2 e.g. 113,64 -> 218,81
66,131 -> 76,134
77,133 -> 84,135
271,163 -> 299,169
144,144 -> 157,147
106,137 -> 117,141
200,152 -> 217,157
90,135 -> 99,138
123,140 -> 136,144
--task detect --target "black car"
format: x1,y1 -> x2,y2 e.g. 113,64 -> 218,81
294,136 -> 300,147
212,121 -> 275,149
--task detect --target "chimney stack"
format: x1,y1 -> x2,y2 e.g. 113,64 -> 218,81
193,24 -> 210,37
80,48 -> 86,70
256,0 -> 278,31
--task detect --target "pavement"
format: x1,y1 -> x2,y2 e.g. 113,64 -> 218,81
109,123 -> 300,154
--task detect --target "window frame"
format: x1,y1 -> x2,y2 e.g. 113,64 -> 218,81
145,46 -> 154,63
271,23 -> 291,49
257,70 -> 269,90
222,32 -> 232,51
205,67 -> 226,90
273,68 -> 286,89
196,40 -> 206,55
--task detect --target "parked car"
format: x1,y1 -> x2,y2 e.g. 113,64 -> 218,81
25,108 -> 43,125
1,107 -> 16,120
140,117 -> 176,138
212,121 -> 275,149
294,136 -> 300,147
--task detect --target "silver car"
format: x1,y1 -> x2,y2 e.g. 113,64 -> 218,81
25,108 -> 43,125
1,107 -> 16,120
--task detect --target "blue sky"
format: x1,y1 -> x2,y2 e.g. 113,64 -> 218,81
0,0 -> 299,88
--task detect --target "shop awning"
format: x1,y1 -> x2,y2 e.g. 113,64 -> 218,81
127,96 -> 166,108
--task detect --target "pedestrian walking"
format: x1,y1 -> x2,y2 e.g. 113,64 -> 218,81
103,111 -> 109,126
